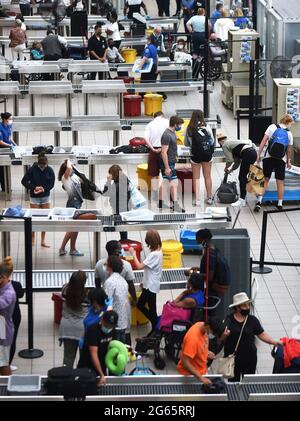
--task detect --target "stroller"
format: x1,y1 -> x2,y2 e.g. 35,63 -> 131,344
272,340 -> 300,374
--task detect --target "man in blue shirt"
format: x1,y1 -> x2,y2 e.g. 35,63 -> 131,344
211,3 -> 223,32
0,112 -> 16,191
140,36 -> 158,83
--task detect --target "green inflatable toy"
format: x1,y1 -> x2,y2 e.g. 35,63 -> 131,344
105,340 -> 128,375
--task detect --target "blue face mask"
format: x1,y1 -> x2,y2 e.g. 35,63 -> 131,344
175,126 -> 182,132
118,248 -> 125,257
101,326 -> 113,334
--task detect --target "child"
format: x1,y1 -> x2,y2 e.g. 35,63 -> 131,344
31,42 -> 44,60
106,38 -> 125,63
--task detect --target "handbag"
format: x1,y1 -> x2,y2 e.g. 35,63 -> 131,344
246,164 -> 265,196
129,182 -> 147,209
217,316 -> 248,379
160,301 -> 192,333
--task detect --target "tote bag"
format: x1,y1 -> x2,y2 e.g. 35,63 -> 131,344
160,301 -> 191,333
246,164 -> 265,196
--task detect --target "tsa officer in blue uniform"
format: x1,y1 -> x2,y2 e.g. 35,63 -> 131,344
140,35 -> 158,83
0,112 -> 16,191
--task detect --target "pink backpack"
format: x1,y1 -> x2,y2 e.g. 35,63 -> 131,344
160,302 -> 192,333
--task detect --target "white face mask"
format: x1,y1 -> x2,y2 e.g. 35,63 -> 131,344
178,44 -> 184,49
7,119 -> 13,125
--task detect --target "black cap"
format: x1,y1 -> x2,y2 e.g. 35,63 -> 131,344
102,310 -> 118,326
95,21 -> 105,29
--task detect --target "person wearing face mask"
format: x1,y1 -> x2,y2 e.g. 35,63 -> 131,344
128,230 -> 162,336
177,316 -> 229,385
77,310 -> 118,386
223,292 -> 282,382
254,114 -> 294,212
106,38 -> 125,63
0,112 -> 16,192
159,116 -> 185,213
21,153 -> 55,247
94,240 -> 137,305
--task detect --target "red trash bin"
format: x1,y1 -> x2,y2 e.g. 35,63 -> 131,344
52,293 -> 63,324
120,239 -> 143,270
123,95 -> 142,117
176,168 -> 195,194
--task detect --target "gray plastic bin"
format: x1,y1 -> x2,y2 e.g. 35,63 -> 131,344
7,375 -> 42,396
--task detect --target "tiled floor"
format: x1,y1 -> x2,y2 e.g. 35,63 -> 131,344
1,3 -> 300,376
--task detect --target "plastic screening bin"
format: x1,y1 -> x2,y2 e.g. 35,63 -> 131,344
7,375 -> 42,395
49,208 -> 76,220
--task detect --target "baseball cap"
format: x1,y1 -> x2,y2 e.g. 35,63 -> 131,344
102,310 -> 118,326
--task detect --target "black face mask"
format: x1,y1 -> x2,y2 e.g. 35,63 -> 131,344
240,309 -> 250,316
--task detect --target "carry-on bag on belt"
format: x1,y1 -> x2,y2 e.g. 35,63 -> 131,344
46,367 -> 98,398
267,125 -> 290,159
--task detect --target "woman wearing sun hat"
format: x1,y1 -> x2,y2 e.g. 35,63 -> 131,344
223,292 -> 282,382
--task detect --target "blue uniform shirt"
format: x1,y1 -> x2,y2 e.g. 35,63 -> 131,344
0,122 -> 12,146
142,44 -> 157,64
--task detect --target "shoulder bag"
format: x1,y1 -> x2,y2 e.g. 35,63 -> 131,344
217,316 -> 248,379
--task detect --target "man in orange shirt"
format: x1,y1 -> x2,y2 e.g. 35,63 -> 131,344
177,318 -> 229,385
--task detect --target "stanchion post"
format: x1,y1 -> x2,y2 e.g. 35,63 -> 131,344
252,211 -> 272,274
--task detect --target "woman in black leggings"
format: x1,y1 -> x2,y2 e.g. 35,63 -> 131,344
218,138 -> 257,207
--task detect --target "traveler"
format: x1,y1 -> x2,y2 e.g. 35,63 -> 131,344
181,0 -> 195,34
31,41 -> 44,60
21,153 -> 55,247
106,10 -> 122,50
185,110 -> 215,206
211,2 -> 223,31
103,256 -> 130,344
234,8 -> 250,28
59,271 -> 89,367
41,29 -> 68,61
0,262 -> 16,376
106,38 -> 125,63
58,159 -> 84,257
94,239 -> 137,304
77,310 -> 118,386
2,257 -> 24,369
222,292 -> 282,381
172,271 -> 205,308
254,114 -> 293,212
186,8 -> 207,56
99,165 -> 132,240
156,0 -> 170,17
159,115 -> 185,212
144,111 -> 169,201
19,0 -> 33,17
124,0 -> 148,19
88,22 -> 108,79
177,317 -> 228,384
151,27 -> 166,55
218,138 -> 257,207
214,10 -> 235,42
82,288 -> 110,331
129,230 -> 163,334
0,112 -> 16,192
9,19 -> 27,61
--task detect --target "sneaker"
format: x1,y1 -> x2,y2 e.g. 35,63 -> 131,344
59,249 -> 67,256
231,198 -> 246,207
172,202 -> 186,213
10,365 -> 18,371
254,201 -> 261,212
206,198 -> 213,205
276,204 -> 283,211
69,249 -> 84,257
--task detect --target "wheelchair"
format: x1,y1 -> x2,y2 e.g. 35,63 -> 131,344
135,296 -> 221,370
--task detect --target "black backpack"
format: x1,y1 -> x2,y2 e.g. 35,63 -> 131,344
73,167 -> 100,201
32,145 -> 54,155
46,367 -> 98,399
216,174 -> 238,204
190,127 -> 214,163
213,247 -> 231,290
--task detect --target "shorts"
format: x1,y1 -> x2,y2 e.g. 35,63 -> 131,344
30,196 -> 50,205
148,148 -> 161,177
263,157 -> 286,181
66,197 -> 82,209
161,161 -> 177,180
0,345 -> 10,367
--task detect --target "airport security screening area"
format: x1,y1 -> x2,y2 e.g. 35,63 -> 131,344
0,0 -> 299,403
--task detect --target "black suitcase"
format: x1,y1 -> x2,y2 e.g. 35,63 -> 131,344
46,367 -> 98,398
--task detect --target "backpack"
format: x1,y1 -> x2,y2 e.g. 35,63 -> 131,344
267,125 -> 290,159
72,167 -> 100,201
216,174 -> 238,204
190,127 -> 214,163
213,248 -> 231,291
46,367 -> 98,398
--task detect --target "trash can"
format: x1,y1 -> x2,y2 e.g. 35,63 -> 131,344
136,163 -> 152,191
176,168 -> 194,195
121,48 -> 137,64
120,239 -> 143,270
52,293 -> 63,324
143,94 -> 163,116
130,291 -> 149,326
123,94 -> 142,117
180,230 -> 203,253
162,240 -> 183,269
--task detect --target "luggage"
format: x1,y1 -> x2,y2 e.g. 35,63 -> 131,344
272,340 -> 300,374
32,145 -> 53,155
160,301 -> 191,333
190,128 -> 215,163
246,164 -> 264,196
129,137 -> 146,147
46,367 -> 98,398
216,174 -> 238,204
72,167 -> 100,201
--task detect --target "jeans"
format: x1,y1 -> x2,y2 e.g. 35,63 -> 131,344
192,32 -> 205,56
239,148 -> 257,199
63,339 -> 79,367
137,288 -> 158,332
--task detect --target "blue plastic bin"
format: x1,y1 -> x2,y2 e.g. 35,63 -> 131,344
180,230 -> 203,253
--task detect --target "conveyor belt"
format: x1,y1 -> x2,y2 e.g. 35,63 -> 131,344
13,268 -> 188,291
240,382 -> 300,401
98,383 -> 214,396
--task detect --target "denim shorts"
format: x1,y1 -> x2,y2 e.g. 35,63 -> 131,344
161,161 -> 177,180
66,197 -> 82,209
30,196 -> 50,205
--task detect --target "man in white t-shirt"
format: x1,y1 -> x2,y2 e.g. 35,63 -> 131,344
254,114 -> 293,212
144,111 -> 169,201
103,256 -> 129,344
